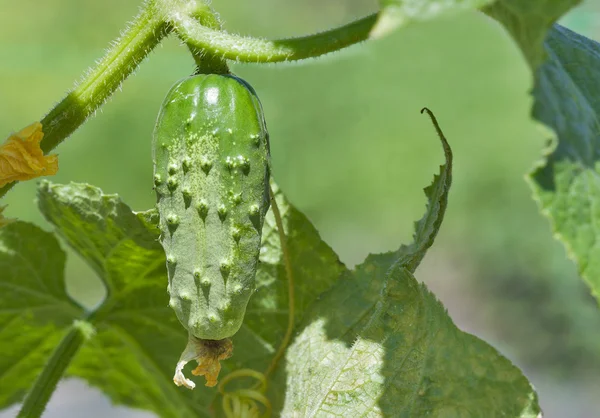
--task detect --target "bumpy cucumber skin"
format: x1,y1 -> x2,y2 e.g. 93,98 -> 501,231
153,74 -> 270,340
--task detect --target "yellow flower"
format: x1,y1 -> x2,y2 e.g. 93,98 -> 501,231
0,122 -> 58,187
0,205 -> 15,228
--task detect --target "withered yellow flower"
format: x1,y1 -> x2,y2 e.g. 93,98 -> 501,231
0,122 -> 58,187
173,336 -> 233,389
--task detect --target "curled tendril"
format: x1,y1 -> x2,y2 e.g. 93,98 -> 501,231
219,369 -> 272,418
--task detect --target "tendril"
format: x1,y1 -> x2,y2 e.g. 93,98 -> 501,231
219,369 -> 271,418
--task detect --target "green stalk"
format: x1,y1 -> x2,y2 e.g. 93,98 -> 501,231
0,0 -> 168,199
171,12 -> 379,63
39,1 -> 167,154
185,3 -> 230,75
17,323 -> 91,418
0,3 -> 378,199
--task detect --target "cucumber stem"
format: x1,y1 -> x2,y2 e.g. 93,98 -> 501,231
171,12 -> 379,63
17,321 -> 92,418
0,0 -> 168,199
185,4 -> 230,75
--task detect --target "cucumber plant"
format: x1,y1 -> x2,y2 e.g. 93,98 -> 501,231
0,0 -> 598,417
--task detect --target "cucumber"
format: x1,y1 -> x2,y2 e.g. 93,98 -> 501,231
153,74 -> 270,341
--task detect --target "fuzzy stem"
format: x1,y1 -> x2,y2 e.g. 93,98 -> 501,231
0,0 -> 168,199
186,4 -> 229,75
39,1 -> 167,154
171,12 -> 379,63
17,322 -> 92,418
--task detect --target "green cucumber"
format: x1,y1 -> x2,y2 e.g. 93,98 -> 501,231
153,74 -> 270,341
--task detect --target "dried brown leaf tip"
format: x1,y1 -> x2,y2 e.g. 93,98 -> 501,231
0,122 -> 58,187
174,335 -> 233,389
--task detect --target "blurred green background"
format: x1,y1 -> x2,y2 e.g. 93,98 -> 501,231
1,0 -> 600,417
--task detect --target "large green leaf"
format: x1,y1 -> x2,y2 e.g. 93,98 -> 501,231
38,181 -> 208,418
283,257 -> 541,417
0,221 -> 82,408
282,112 -> 542,416
524,25 -> 600,303
35,180 -> 346,417
486,0 -> 600,302
37,180 -> 162,296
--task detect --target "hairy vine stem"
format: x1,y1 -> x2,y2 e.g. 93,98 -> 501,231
37,1 -> 168,155
172,12 -> 379,63
0,1 -> 378,200
0,0 -> 168,199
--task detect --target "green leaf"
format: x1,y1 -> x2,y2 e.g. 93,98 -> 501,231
394,108 -> 452,272
35,181 -> 347,416
37,180 -> 163,298
282,127 -> 541,416
484,0 -> 580,70
374,0 -> 493,39
37,181 -> 212,418
523,25 -> 600,303
0,221 -> 83,408
283,256 -> 541,417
